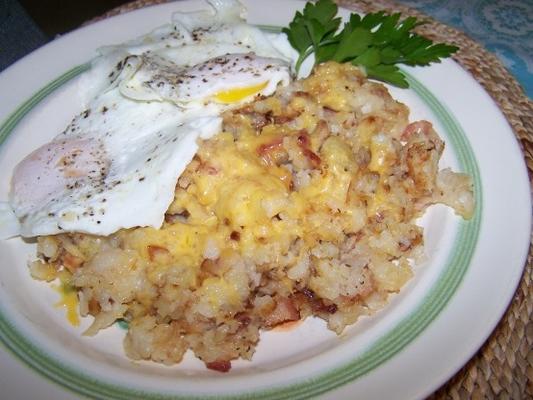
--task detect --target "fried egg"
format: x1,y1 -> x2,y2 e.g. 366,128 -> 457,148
79,0 -> 294,103
0,0 -> 293,238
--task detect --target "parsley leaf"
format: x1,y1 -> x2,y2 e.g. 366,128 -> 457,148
282,0 -> 341,73
283,0 -> 458,87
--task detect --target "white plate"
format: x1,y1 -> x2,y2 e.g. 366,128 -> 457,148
0,1 -> 530,399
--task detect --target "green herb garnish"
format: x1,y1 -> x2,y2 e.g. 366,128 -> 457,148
282,0 -> 458,87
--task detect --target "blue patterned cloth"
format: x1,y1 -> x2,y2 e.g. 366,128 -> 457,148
396,0 -> 533,98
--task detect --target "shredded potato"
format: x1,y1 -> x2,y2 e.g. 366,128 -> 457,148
33,62 -> 473,372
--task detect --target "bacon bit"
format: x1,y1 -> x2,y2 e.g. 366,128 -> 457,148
206,360 -> 231,372
62,252 -> 83,273
296,131 -> 321,168
165,209 -> 190,223
230,231 -> 240,241
147,245 -> 170,262
301,288 -> 338,314
401,121 -> 433,141
88,297 -> 101,315
264,297 -> 300,327
257,137 -> 288,165
234,312 -> 251,326
296,132 -> 310,147
302,148 -> 321,168
257,137 -> 282,155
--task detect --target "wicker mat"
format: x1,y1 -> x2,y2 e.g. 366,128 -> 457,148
92,1 -> 533,398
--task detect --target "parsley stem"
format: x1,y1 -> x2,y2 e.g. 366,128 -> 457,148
295,47 -> 314,76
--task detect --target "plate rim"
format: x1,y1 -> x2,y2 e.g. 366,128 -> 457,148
0,1 -> 524,398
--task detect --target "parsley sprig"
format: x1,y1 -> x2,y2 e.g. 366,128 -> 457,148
282,0 -> 458,88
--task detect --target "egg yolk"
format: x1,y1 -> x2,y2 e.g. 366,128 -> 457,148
213,82 -> 268,103
54,281 -> 80,326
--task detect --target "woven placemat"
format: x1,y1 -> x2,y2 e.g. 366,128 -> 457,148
92,1 -> 533,398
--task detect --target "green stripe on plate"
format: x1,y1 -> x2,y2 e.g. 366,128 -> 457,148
0,62 -> 482,399
0,63 -> 90,146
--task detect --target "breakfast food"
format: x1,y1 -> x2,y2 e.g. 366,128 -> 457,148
29,61 -> 473,371
1,0 -> 473,372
